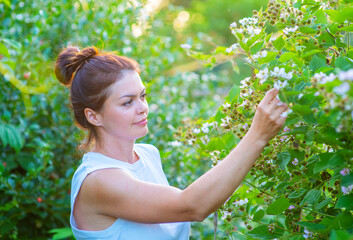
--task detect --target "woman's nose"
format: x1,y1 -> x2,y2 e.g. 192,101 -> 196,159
137,98 -> 148,114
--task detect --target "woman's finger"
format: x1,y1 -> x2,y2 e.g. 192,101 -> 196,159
260,88 -> 279,105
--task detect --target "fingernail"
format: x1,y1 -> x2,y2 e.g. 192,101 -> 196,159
277,102 -> 283,106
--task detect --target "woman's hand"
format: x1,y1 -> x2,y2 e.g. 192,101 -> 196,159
248,88 -> 289,144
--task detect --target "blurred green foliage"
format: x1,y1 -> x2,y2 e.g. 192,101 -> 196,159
0,0 -> 250,238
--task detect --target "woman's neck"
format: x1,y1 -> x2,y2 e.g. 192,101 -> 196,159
91,138 -> 138,164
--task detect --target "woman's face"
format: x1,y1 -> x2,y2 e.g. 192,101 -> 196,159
97,70 -> 149,141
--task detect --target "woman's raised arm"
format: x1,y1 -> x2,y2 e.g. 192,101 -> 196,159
75,88 -> 288,226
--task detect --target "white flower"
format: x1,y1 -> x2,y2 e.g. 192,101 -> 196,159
256,68 -> 269,83
338,69 -> 353,81
242,123 -> 249,129
342,185 -> 353,195
303,229 -> 313,239
298,93 -> 304,99
234,198 -> 248,207
220,116 -> 232,127
283,26 -> 298,35
226,43 -> 239,53
180,43 -> 191,49
192,128 -> 201,134
280,109 -> 293,117
292,158 -> 299,166
240,77 -> 250,88
230,22 -> 237,28
187,139 -> 195,145
333,82 -> 350,96
271,67 -> 286,77
340,168 -> 350,176
222,103 -> 231,108
201,126 -> 209,133
169,141 -> 182,147
239,17 -> 258,26
281,71 -> 293,80
201,135 -> 210,144
274,80 -> 288,90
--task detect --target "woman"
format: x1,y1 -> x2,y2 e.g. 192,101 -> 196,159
55,46 -> 288,240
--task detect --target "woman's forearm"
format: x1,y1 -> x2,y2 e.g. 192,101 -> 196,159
182,130 -> 267,221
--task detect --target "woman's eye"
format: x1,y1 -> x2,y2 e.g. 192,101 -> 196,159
123,99 -> 133,106
141,93 -> 148,100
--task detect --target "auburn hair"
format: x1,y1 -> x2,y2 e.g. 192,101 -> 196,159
54,46 -> 140,150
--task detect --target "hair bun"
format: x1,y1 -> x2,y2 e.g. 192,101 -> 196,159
55,46 -> 99,86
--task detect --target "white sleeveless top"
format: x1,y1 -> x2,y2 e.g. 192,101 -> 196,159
70,143 -> 190,240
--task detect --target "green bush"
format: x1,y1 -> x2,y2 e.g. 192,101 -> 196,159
179,0 -> 353,239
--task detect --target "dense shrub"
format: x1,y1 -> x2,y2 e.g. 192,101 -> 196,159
178,0 -> 353,239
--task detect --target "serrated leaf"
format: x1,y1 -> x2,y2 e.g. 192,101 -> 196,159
279,52 -> 297,62
329,230 -> 353,240
340,25 -> 353,32
250,40 -> 264,55
301,189 -> 321,205
299,27 -> 317,34
288,188 -> 307,199
277,152 -> 291,170
296,221 -> 326,231
253,209 -> 265,222
342,174 -> 353,187
273,36 -> 285,51
309,55 -> 326,72
335,195 -> 353,209
316,198 -> 332,210
258,51 -> 277,64
302,49 -> 323,58
267,197 -> 290,215
314,153 -> 344,173
247,225 -> 284,239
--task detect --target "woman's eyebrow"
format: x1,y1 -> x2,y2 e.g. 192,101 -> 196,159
118,88 -> 146,99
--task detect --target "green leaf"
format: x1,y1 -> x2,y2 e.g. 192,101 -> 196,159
258,51 -> 277,64
226,84 -> 240,102
340,25 -> 353,32
316,198 -> 332,210
299,27 -> 317,34
301,49 -> 323,58
288,188 -> 307,199
253,209 -> 265,222
277,152 -> 291,170
335,195 -> 353,210
273,36 -> 285,51
301,189 -> 321,205
238,39 -> 250,52
0,0 -> 10,7
279,52 -> 297,62
250,40 -> 264,55
335,56 -> 353,70
296,221 -> 326,231
326,8 -> 353,23
314,153 -> 344,173
309,55 -> 326,73
316,10 -> 328,24
247,225 -> 284,239
342,174 -> 353,187
267,197 -> 290,215
49,228 -> 74,240
329,230 -> 353,240
0,43 -> 10,58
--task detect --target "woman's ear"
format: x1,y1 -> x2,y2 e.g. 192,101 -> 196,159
84,108 -> 102,127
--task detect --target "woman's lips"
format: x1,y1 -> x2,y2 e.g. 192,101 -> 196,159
134,119 -> 148,126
